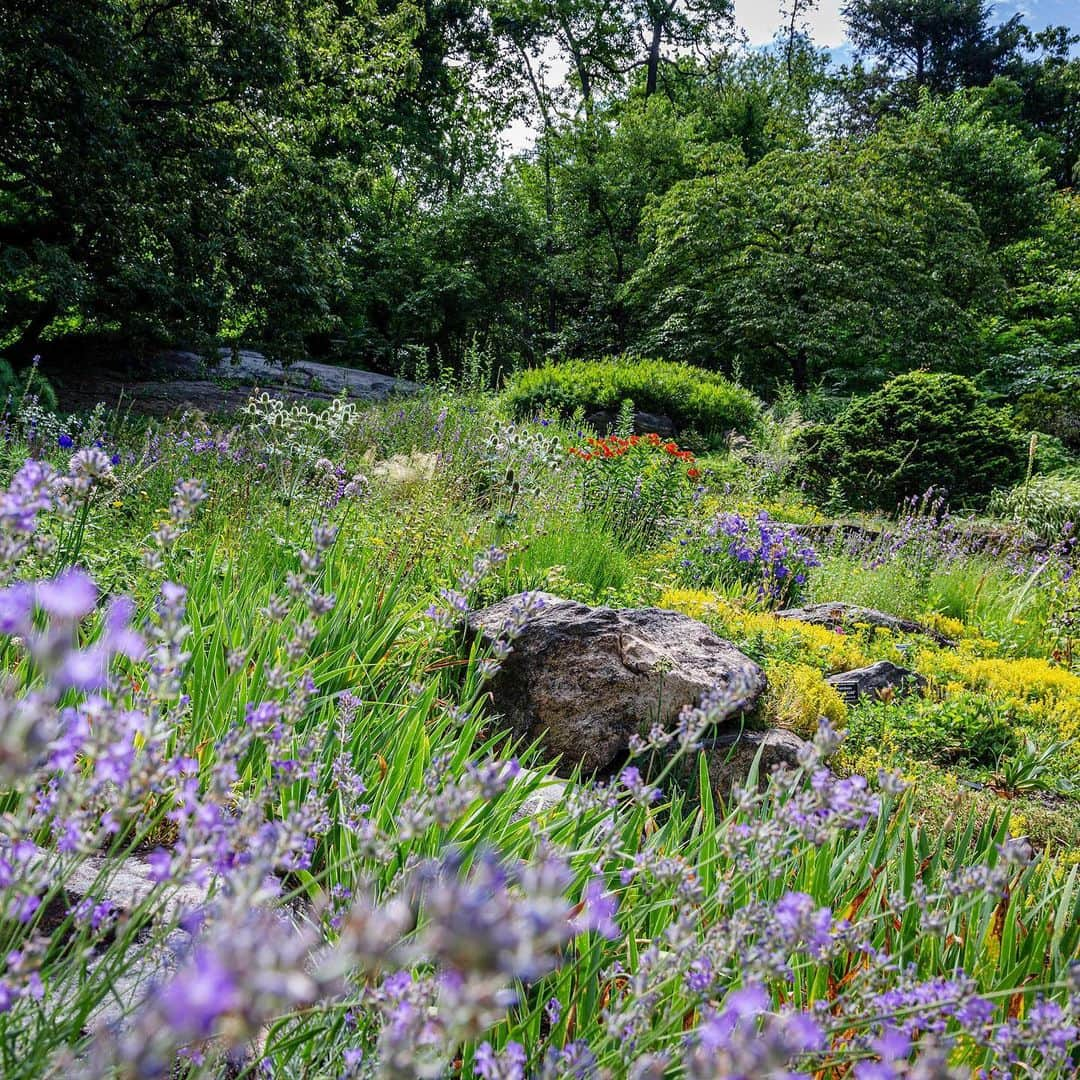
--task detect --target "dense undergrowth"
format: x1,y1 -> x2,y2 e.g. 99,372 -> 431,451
0,383 -> 1078,1077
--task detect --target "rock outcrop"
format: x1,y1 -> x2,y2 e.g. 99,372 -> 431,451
706,729 -> 810,796
826,660 -> 927,704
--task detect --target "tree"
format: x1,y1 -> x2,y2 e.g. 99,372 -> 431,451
841,0 -> 1024,97
869,89 -> 1052,248
523,95 -> 702,358
0,0 -> 417,363
343,184 -> 545,376
997,26 -> 1080,188
625,144 -> 998,392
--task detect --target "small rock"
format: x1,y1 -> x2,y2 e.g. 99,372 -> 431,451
706,729 -> 810,797
468,593 -> 766,776
826,660 -> 926,704
775,602 -> 955,647
510,767 -> 569,820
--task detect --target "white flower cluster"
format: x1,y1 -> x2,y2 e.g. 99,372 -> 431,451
242,392 -> 360,447
485,421 -> 563,474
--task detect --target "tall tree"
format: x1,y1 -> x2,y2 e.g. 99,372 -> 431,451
626,144 -> 998,391
841,0 -> 1024,97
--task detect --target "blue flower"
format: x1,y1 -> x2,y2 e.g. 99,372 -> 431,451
57,434 -> 74,449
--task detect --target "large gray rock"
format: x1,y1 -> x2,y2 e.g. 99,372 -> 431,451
706,729 -> 810,797
584,409 -> 678,439
468,593 -> 766,775
775,602 -> 955,647
50,348 -> 417,417
826,660 -> 926,704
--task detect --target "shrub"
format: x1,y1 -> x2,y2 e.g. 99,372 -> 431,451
796,372 -> 1025,511
1014,385 -> 1080,449
504,356 -> 760,446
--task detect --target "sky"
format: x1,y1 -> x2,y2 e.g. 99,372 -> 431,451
735,0 -> 1079,47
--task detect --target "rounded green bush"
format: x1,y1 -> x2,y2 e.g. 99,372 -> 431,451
503,356 -> 760,445
796,371 -> 1025,511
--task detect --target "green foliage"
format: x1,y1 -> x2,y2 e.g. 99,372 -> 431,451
996,736 -> 1077,796
504,357 -> 760,444
627,141 -> 996,392
0,360 -> 57,413
988,474 -> 1080,541
1013,387 -> 1080,449
870,89 -> 1053,248
499,515 -> 635,602
796,371 -> 1025,510
0,0 -> 418,361
848,692 -> 1018,767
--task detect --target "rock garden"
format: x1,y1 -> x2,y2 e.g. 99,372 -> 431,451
0,359 -> 1078,1077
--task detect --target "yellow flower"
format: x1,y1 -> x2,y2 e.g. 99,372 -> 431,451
764,661 -> 848,736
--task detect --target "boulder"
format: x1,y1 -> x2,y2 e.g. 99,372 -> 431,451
706,729 -> 810,797
584,409 -> 678,439
826,660 -> 926,705
774,602 -> 955,647
468,593 -> 766,776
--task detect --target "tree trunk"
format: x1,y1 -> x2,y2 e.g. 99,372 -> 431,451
792,347 -> 808,392
5,298 -> 59,366
645,21 -> 663,97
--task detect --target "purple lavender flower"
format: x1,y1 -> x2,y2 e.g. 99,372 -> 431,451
36,567 -> 97,620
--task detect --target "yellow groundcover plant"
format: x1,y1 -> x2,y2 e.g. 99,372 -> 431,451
762,661 -> 849,736
920,652 -> 1080,746
660,588 -> 892,672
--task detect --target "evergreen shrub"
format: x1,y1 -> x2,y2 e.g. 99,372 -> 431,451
504,357 -> 760,446
796,371 -> 1024,511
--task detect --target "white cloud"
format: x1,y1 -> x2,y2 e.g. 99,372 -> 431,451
734,0 -> 847,47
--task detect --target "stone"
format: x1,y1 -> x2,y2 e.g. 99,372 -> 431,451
510,767 -> 569,820
583,409 -> 678,439
467,593 -> 766,776
49,347 -> 417,417
706,729 -> 810,797
826,660 -> 927,705
774,602 -> 955,647
26,844 -> 305,1034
